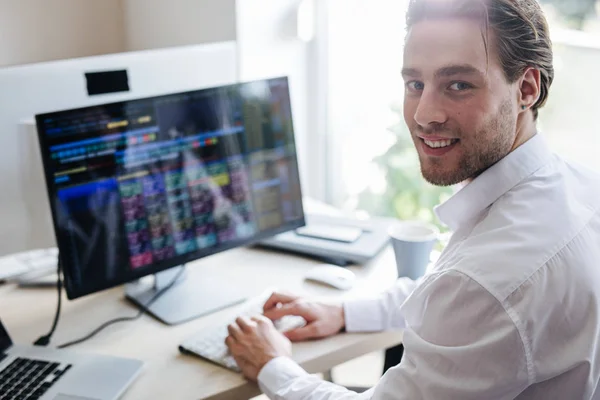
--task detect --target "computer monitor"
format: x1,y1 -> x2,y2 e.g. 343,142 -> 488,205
35,76 -> 305,324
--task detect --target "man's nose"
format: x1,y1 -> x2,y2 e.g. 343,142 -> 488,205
413,90 -> 447,127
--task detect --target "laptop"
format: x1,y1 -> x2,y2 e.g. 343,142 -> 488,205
0,318 -> 143,400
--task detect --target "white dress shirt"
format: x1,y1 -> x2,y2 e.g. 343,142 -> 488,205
258,134 -> 600,399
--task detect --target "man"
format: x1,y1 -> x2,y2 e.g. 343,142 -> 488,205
225,0 -> 600,398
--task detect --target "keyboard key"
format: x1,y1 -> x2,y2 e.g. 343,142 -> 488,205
0,357 -> 71,398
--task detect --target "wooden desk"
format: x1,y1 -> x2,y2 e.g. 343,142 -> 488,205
0,246 -> 403,400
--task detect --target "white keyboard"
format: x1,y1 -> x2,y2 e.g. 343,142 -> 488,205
179,290 -> 306,372
0,248 -> 58,281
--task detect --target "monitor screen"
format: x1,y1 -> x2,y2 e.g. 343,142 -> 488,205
35,77 -> 304,299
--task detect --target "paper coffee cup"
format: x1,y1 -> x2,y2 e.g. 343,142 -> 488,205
389,220 -> 439,280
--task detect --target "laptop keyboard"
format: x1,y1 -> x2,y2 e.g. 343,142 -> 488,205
0,357 -> 72,400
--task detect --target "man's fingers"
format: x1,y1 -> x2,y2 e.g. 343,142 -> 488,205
227,322 -> 243,339
225,334 -> 236,349
283,324 -> 319,342
251,314 -> 273,326
263,302 -> 305,321
263,292 -> 298,312
235,316 -> 256,333
225,335 -> 245,356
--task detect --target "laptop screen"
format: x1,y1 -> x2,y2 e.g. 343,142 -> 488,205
0,319 -> 12,353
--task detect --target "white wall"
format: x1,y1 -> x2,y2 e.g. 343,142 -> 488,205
0,0 -> 125,67
235,0 -> 314,197
124,0 -> 237,51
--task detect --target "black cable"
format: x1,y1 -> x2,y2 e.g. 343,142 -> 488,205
57,266 -> 185,349
57,315 -> 141,349
33,257 -> 63,346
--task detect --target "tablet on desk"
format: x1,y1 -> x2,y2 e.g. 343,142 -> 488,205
258,214 -> 392,265
295,225 -> 363,243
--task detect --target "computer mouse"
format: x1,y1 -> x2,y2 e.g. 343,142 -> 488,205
304,264 -> 356,290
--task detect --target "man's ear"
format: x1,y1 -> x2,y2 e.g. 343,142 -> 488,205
518,67 -> 541,112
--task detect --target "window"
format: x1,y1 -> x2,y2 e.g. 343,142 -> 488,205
538,1 -> 600,171
318,0 -> 600,227
320,0 -> 453,228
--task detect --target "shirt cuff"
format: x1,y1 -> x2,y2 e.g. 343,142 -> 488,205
258,356 -> 309,396
343,297 -> 386,332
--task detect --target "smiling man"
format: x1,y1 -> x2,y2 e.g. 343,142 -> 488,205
225,0 -> 600,398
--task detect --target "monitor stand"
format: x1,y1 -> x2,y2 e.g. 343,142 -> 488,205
124,265 -> 247,325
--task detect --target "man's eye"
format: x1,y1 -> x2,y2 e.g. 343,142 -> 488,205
406,81 -> 424,91
448,82 -> 472,91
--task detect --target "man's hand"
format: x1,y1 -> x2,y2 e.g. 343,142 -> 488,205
262,292 -> 345,341
225,315 -> 292,382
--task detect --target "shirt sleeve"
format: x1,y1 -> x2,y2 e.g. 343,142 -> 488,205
258,270 -> 530,400
343,277 -> 421,332
258,357 -> 374,400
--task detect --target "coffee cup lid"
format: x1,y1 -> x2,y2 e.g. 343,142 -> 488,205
388,220 -> 439,242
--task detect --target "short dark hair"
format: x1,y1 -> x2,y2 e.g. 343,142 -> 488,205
406,0 -> 554,120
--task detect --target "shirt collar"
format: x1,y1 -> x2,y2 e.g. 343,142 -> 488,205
435,133 -> 553,231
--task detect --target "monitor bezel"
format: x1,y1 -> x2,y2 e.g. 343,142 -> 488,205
0,318 -> 13,353
35,76 -> 305,300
